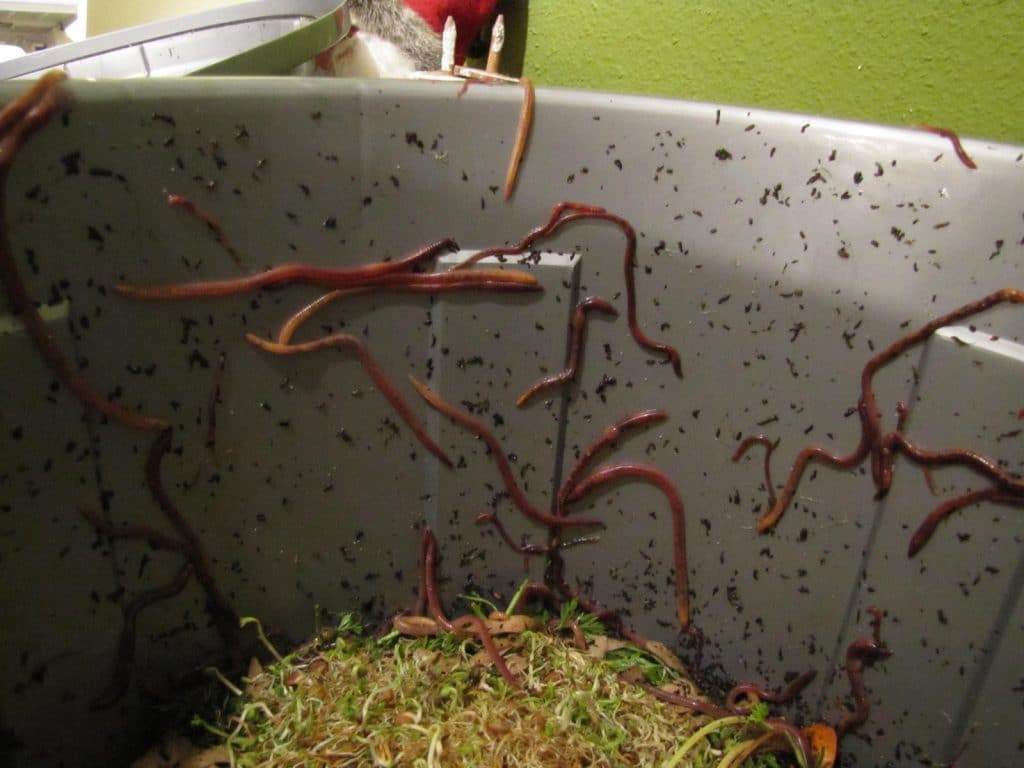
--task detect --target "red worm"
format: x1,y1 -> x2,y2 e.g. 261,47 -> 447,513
90,562 -> 193,710
517,582 -> 561,613
916,125 -> 978,170
565,462 -> 690,629
731,434 -> 779,510
544,561 -> 649,649
763,718 -> 815,768
78,506 -> 187,553
725,669 -> 817,710
421,528 -> 520,688
0,73 -> 168,433
146,430 -> 239,661
476,511 -> 554,556
115,263 -> 538,300
542,413 -> 665,634
475,511 -> 600,556
166,193 -> 243,267
754,409 -> 873,533
391,615 -> 439,637
408,376 -> 604,529
558,409 -> 668,509
837,611 -> 891,737
907,488 -> 1024,557
277,288 -> 369,344
640,695 -> 809,762
754,289 -> 1024,533
639,682 -> 732,719
453,202 -> 683,377
246,333 -> 453,468
452,201 -> 604,269
568,619 -> 588,650
881,431 -> 1024,497
860,289 -> 1023,493
139,237 -> 453,299
516,296 -> 618,407
503,77 -> 534,200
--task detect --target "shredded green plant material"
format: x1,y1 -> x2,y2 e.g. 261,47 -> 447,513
178,611 -> 806,768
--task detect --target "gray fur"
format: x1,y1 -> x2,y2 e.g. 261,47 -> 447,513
346,0 -> 443,70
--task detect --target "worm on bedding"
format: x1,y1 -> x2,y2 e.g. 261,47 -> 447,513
408,375 -> 604,529
246,333 -> 453,468
725,669 -> 817,710
516,296 -> 618,407
640,682 -> 731,719
421,528 -> 520,688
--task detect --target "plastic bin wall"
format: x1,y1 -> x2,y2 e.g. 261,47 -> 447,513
0,79 -> 1021,767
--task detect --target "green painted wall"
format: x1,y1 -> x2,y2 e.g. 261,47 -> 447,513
515,1 -> 1023,144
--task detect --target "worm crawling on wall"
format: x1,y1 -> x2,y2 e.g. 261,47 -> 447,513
737,290 -> 1024,555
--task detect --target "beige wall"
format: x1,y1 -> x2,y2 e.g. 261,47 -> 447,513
87,0 -> 250,36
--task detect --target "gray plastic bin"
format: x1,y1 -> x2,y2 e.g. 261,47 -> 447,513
0,78 -> 1021,767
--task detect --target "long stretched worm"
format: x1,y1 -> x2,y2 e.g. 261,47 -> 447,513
516,296 -> 618,407
115,262 -> 538,300
881,428 -> 1024,497
0,72 -> 168,433
453,73 -> 534,198
145,429 -> 240,661
503,77 -> 534,200
564,461 -> 690,629
246,333 -> 453,468
408,375 -> 604,529
125,237 -> 454,299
